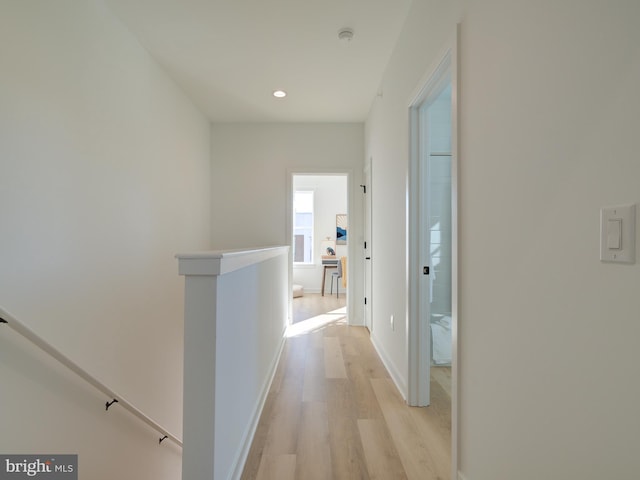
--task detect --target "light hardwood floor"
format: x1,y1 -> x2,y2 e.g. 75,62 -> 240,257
292,293 -> 346,324
241,297 -> 451,480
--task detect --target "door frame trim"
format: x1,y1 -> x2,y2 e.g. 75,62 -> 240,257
286,168 -> 356,325
406,24 -> 459,480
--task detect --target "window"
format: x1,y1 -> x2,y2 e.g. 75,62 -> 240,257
293,190 -> 314,264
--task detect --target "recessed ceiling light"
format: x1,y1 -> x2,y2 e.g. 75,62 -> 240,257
273,90 -> 287,98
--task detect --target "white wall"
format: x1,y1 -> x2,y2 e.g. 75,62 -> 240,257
0,1 -> 210,478
365,0 -> 461,400
293,174 -> 348,293
210,123 -> 362,248
210,123 -> 364,322
366,0 -> 640,479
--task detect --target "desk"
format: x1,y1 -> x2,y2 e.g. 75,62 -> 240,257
321,258 -> 338,296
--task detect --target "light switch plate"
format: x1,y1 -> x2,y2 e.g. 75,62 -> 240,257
600,204 -> 635,263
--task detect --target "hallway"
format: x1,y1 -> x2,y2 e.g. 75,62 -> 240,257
241,313 -> 451,480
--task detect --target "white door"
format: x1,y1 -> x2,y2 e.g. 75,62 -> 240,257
363,161 -> 373,332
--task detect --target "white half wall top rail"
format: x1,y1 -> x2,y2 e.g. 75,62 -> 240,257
0,306 -> 182,448
176,245 -> 288,276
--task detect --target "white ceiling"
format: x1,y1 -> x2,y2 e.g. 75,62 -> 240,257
104,0 -> 412,123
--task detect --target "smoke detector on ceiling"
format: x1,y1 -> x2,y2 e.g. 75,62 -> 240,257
338,28 -> 354,42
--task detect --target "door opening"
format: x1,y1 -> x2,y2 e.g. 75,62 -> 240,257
408,44 -> 457,410
288,172 -> 351,326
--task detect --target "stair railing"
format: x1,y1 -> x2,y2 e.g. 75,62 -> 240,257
0,306 -> 182,447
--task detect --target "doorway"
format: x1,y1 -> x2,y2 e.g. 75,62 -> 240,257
288,172 -> 351,325
408,39 -> 458,412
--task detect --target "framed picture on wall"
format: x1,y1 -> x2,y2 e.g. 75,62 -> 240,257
336,214 -> 347,245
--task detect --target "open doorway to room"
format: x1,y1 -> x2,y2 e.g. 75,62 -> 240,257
290,173 -> 348,325
407,28 -> 459,478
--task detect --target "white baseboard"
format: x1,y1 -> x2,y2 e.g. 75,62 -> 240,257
291,288 -> 349,295
369,333 -> 407,401
229,332 -> 286,480
300,288 -> 321,294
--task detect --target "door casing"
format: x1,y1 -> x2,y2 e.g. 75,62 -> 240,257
406,25 -> 459,480
286,168 -> 357,325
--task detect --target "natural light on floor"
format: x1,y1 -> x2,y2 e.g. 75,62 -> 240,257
286,307 -> 347,337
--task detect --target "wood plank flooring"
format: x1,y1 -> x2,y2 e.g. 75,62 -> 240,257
292,293 -> 346,324
241,304 -> 451,480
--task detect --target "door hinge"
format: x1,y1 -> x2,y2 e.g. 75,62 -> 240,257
364,241 -> 367,249
423,266 -> 430,275
364,297 -> 367,305
360,184 -> 366,194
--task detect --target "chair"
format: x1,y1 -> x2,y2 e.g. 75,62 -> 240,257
330,256 -> 345,297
